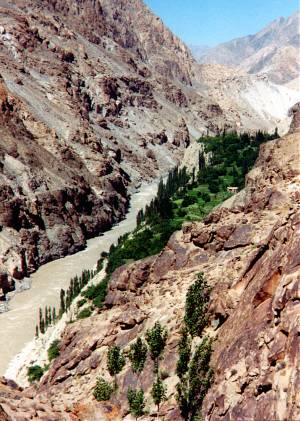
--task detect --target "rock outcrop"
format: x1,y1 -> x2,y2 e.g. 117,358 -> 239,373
0,0 -> 207,294
0,0 -> 298,295
1,106 -> 299,419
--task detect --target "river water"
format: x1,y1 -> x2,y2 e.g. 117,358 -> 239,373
0,182 -> 158,375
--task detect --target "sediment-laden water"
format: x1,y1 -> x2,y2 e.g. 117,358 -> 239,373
0,182 -> 158,375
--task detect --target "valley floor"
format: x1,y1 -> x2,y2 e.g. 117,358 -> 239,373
0,182 -> 159,376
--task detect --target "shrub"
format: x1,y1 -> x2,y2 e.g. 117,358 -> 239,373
27,365 -> 44,383
151,375 -> 167,415
77,307 -> 92,319
96,257 -> 104,272
127,388 -> 145,419
47,340 -> 60,362
107,346 -> 126,387
199,192 -> 210,202
182,195 -> 196,207
146,322 -> 168,373
176,337 -> 213,420
82,276 -> 109,309
184,273 -> 210,337
93,377 -> 113,401
128,337 -> 148,375
208,179 -> 219,194
176,326 -> 191,379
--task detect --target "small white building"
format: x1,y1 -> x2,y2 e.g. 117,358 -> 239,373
227,186 -> 238,194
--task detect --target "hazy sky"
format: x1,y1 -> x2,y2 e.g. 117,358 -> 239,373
144,0 -> 299,46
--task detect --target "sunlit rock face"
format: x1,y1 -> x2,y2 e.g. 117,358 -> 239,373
1,97 -> 299,419
0,0 -> 298,294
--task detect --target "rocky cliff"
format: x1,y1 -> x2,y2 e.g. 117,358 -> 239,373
0,0 -> 201,294
1,104 -> 299,419
0,0 -> 298,296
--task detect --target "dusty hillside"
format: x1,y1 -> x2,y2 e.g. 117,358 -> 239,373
0,0 -> 298,298
195,63 -> 300,134
0,0 -> 207,295
1,105 -> 299,420
194,11 -> 300,85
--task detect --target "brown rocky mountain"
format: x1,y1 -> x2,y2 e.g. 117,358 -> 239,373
1,103 -> 299,420
193,11 -> 300,85
0,2 -> 299,418
1,0 -> 298,298
0,0 -> 200,294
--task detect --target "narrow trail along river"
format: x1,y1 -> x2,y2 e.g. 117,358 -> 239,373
0,182 -> 159,375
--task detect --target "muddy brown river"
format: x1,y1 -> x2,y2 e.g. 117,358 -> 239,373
0,182 -> 158,375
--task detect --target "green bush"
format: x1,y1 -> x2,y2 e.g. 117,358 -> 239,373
128,337 -> 148,375
127,388 -> 145,418
151,375 -> 167,414
176,337 -> 213,420
82,276 -> 109,309
184,273 -> 210,337
48,339 -> 60,362
77,307 -> 92,319
107,345 -> 126,387
93,377 -> 113,401
176,326 -> 191,379
27,365 -> 44,383
146,322 -> 168,373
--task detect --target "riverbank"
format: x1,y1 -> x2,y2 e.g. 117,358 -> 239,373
0,181 -> 159,376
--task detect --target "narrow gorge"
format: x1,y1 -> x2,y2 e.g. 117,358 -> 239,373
0,1 -> 299,420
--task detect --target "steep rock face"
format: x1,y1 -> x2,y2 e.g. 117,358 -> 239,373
2,107 -> 299,420
0,0 -> 298,293
0,0 -> 208,293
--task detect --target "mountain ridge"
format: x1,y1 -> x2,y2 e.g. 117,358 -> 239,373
192,11 -> 300,85
0,0 -> 298,298
1,103 -> 299,420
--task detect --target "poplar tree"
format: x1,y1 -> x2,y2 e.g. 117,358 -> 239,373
128,337 -> 147,383
151,375 -> 167,417
59,289 -> 66,316
39,308 -> 45,334
107,346 -> 126,388
146,322 -> 167,373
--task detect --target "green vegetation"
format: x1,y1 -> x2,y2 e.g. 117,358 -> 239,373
82,275 -> 109,309
146,322 -> 168,373
107,345 -> 126,388
184,273 -> 210,337
176,337 -> 213,421
106,167 -> 189,276
35,259 -> 104,337
47,340 -> 60,362
36,306 -> 57,337
151,375 -> 167,416
176,273 -> 214,420
197,130 -> 277,191
35,130 -> 277,330
128,337 -> 148,376
77,307 -> 93,319
127,388 -> 145,419
33,130 -> 278,397
77,298 -> 87,308
27,365 -> 45,383
102,130 -> 277,282
93,377 -> 114,401
176,326 -> 192,379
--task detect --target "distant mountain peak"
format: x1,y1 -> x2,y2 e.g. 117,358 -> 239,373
191,10 -> 300,85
